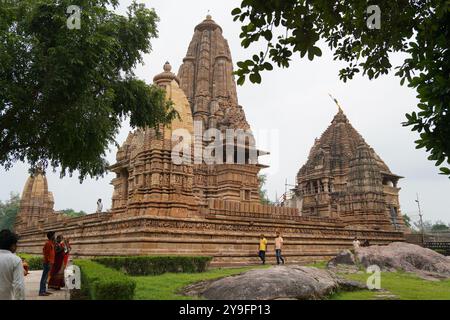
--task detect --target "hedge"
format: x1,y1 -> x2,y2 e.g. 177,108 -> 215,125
74,259 -> 136,300
93,256 -> 213,276
17,253 -> 43,270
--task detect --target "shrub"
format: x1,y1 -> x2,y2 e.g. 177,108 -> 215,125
74,259 -> 136,300
17,253 -> 43,270
94,256 -> 213,276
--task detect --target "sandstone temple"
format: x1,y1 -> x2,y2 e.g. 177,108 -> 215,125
287,104 -> 404,232
14,16 -> 405,265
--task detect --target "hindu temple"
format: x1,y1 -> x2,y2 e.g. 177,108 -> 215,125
288,104 -> 404,231
14,16 -> 405,265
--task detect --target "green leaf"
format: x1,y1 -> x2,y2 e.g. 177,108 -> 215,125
312,46 -> 322,57
249,72 -> 262,84
231,8 -> 242,16
263,62 -> 273,71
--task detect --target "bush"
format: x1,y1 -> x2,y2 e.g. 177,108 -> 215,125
433,249 -> 449,256
94,256 -> 213,276
17,253 -> 43,270
74,259 -> 136,300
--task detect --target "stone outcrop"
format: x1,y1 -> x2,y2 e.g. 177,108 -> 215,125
182,266 -> 366,300
292,107 -> 405,231
356,242 -> 450,279
328,242 -> 450,279
327,249 -> 356,267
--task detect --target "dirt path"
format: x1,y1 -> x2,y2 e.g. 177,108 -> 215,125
372,289 -> 399,300
25,270 -> 69,300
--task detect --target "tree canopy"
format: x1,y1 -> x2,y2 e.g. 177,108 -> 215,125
402,214 -> 412,229
232,0 -> 450,177
431,221 -> 450,232
412,218 -> 450,233
258,174 -> 272,205
0,0 -> 177,180
0,193 -> 20,231
60,208 -> 87,218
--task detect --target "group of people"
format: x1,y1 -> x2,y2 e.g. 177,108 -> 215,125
0,229 -> 71,300
1,226 -> 370,300
258,233 -> 285,265
39,231 -> 71,296
258,234 -> 369,265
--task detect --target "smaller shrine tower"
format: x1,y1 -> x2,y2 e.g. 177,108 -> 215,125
15,167 -> 55,231
294,105 -> 405,231
109,63 -> 199,218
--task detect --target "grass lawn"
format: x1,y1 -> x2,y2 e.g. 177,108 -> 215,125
306,261 -> 328,269
132,261 -> 450,300
307,260 -> 450,300
332,271 -> 450,300
133,266 -> 268,300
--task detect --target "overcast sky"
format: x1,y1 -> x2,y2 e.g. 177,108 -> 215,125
1,0 -> 449,225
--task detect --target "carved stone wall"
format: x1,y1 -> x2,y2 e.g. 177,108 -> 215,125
16,208 -> 404,266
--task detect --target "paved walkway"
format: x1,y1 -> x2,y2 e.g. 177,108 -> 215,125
24,270 -> 69,300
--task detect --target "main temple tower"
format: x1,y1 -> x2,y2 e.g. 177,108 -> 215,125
177,15 -> 264,204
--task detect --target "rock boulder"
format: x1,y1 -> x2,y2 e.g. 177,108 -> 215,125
356,242 -> 450,279
182,266 -> 365,300
327,249 -> 356,267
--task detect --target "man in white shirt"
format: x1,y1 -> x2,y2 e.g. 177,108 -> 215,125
96,199 -> 103,213
275,232 -> 285,265
0,229 -> 25,300
353,237 -> 361,251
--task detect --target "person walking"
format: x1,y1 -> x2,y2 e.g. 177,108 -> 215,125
0,229 -> 25,300
275,232 -> 285,265
39,231 -> 55,296
258,235 -> 268,265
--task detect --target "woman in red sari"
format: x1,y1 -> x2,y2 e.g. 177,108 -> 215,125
48,235 -> 65,290
62,237 -> 71,267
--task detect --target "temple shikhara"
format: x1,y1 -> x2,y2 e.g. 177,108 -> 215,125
15,16 -> 405,265
289,104 -> 404,231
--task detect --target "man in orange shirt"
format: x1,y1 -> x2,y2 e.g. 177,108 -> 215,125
39,231 -> 55,296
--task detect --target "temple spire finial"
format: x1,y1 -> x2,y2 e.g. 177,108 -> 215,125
328,93 -> 343,113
